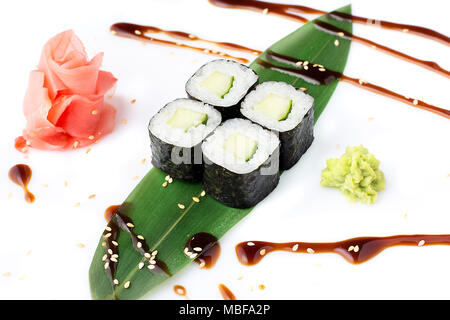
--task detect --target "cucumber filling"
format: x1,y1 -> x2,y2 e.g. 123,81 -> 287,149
253,93 -> 292,121
223,133 -> 258,162
200,71 -> 234,98
167,107 -> 208,132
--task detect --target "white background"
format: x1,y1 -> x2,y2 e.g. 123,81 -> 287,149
0,0 -> 449,299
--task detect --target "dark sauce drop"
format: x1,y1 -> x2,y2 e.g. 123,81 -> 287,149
174,285 -> 187,298
8,164 -> 35,203
104,205 -> 120,222
184,232 -> 221,269
218,283 -> 236,300
236,234 -> 450,266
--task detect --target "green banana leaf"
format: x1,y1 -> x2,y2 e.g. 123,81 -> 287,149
89,5 -> 353,300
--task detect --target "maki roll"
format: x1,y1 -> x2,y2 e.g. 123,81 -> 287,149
202,119 -> 280,209
186,59 -> 258,120
240,81 -> 314,170
149,98 -> 221,181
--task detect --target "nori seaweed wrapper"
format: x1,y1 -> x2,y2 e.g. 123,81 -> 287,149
278,105 -> 315,170
203,147 -> 280,209
149,132 -> 203,182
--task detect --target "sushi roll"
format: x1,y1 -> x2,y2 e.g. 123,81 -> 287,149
149,98 -> 221,181
202,119 -> 280,209
240,81 -> 314,170
186,59 -> 258,120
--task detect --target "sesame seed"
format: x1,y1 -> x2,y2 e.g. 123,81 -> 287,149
150,260 -> 156,265
260,249 -> 266,256
137,242 -> 142,248
403,28 -> 409,32
300,87 -> 307,91
307,248 -> 315,254
91,110 -> 98,115
354,245 -> 360,253
303,61 -> 309,66
319,68 -> 326,72
162,181 -> 168,188
247,242 -> 255,246
292,244 -> 299,251
127,223 -> 135,228
113,279 -> 119,285
178,203 -> 185,210
418,240 -> 425,247
252,52 -> 260,55
219,52 -> 226,56
110,257 -> 118,263
334,39 -> 339,46
188,34 -> 196,39
88,194 -> 96,199
130,99 -> 136,104
112,241 -> 119,247
148,265 -> 155,270
296,61 -> 303,66
123,281 -> 130,288
112,254 -> 118,258
168,178 -> 173,184
105,227 -> 112,232
165,175 -> 171,181
73,141 -> 79,148
134,30 -> 142,35
304,65 -> 309,70
184,248 -> 190,255
203,49 -> 210,54
88,135 -> 95,140
141,158 -> 146,164
192,197 -> 200,203
104,233 -> 112,239
85,147 -> 91,153
102,241 -> 106,247
108,249 -> 113,255
199,261 -> 206,268
110,30 -> 117,35
137,235 -> 144,240
200,190 -> 206,197
138,262 -> 145,269
190,253 -> 198,259
193,247 -> 202,252
102,254 -> 107,261
371,45 -> 377,49
152,250 -> 158,256
413,99 -> 418,105
104,262 -> 109,269
338,32 -> 344,37
348,246 -> 354,252
358,79 -> 366,85
262,8 -> 269,15
144,252 -> 151,258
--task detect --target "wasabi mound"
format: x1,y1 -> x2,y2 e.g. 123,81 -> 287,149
321,145 -> 385,204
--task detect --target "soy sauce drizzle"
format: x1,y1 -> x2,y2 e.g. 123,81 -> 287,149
259,52 -> 450,119
102,209 -> 170,291
110,23 -> 258,64
8,164 -> 35,203
209,0 -> 449,78
314,21 -> 450,78
184,233 -> 221,269
236,234 -> 450,266
218,283 -> 237,300
209,0 -> 450,46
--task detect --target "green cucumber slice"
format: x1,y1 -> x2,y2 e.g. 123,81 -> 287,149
223,133 -> 258,162
200,71 -> 234,98
167,107 -> 208,132
253,93 -> 293,121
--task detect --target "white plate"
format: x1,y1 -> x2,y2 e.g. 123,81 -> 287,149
0,0 -> 449,299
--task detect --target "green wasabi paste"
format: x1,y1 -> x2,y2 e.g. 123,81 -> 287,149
321,145 -> 385,204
